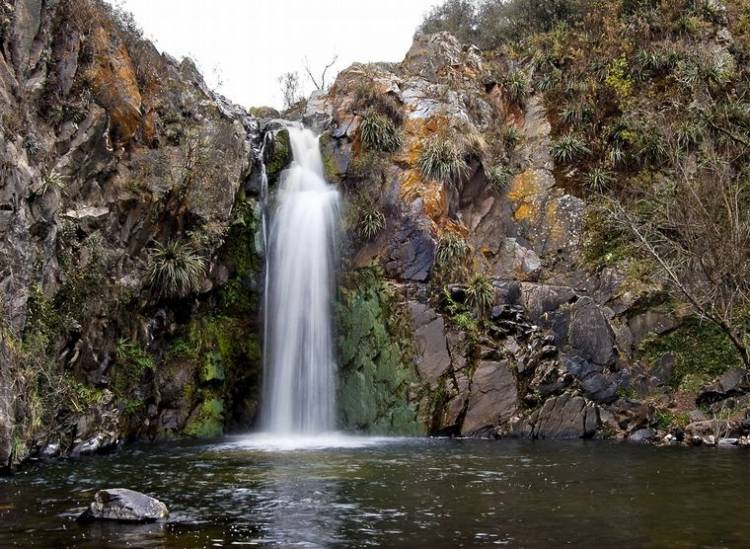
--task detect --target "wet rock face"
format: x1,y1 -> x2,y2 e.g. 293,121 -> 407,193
78,489 -> 168,523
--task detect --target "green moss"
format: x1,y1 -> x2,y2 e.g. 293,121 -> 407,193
640,318 -> 743,390
183,396 -> 224,438
201,351 -> 225,382
336,267 -> 424,435
319,131 -> 340,182
264,128 -> 291,183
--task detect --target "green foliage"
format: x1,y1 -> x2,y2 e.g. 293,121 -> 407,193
418,136 -> 469,188
640,318 -> 743,390
435,232 -> 470,272
654,409 -> 690,431
465,274 -> 494,316
441,287 -> 480,340
116,338 -> 155,372
501,68 -> 532,106
581,207 -> 632,267
605,54 -> 633,100
40,170 -> 66,195
485,164 -> 515,190
583,167 -> 615,193
146,240 -> 206,299
264,128 -> 291,182
550,134 -> 591,164
358,205 -> 386,240
502,126 -> 522,151
349,149 -> 390,182
359,108 -> 402,152
353,83 -> 403,124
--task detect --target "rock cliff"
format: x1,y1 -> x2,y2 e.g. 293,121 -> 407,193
0,0 -> 265,469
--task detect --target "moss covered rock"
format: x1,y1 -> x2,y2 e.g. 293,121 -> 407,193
336,267 -> 425,435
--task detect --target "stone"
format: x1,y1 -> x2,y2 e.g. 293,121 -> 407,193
567,297 -> 615,366
697,368 -> 750,406
384,220 -> 435,282
629,428 -> 655,443
533,393 -> 597,439
462,360 -> 519,436
78,489 -> 169,523
408,302 -> 451,385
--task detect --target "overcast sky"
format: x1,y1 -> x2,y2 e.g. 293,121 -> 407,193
108,0 -> 440,109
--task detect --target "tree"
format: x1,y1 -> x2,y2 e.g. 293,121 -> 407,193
610,151 -> 750,369
303,55 -> 338,91
278,71 -> 302,110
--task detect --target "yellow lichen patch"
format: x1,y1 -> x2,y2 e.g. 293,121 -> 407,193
399,169 -> 448,226
507,170 -> 541,222
86,27 -> 143,148
423,182 -> 449,224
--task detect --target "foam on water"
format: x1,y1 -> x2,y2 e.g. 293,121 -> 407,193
218,433 -> 402,452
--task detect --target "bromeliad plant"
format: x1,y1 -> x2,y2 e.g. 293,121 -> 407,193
146,240 -> 206,299
418,136 -> 469,189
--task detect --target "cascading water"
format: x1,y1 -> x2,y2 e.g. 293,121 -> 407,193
262,125 -> 340,435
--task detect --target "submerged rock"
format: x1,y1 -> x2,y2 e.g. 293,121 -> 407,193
78,488 -> 169,523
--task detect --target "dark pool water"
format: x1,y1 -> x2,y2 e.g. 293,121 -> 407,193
1,436 -> 748,548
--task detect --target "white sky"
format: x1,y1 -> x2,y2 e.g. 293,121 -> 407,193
108,0 -> 440,109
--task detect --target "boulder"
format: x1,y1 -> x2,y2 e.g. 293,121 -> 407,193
78,489 -> 169,523
533,393 -> 598,439
697,368 -> 750,406
462,360 -> 519,436
567,297 -> 615,366
628,428 -> 655,443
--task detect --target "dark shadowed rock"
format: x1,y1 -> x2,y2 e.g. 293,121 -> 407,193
384,220 -> 435,282
697,369 -> 750,406
78,489 -> 168,523
462,360 -> 519,436
568,297 -> 615,366
629,428 -> 655,443
533,393 -> 598,439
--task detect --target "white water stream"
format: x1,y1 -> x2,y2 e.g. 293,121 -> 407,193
261,125 -> 340,435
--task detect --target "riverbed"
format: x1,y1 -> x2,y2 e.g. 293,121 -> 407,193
1,437 -> 747,547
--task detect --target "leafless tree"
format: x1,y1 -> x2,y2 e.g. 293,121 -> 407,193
609,147 -> 750,368
303,55 -> 338,91
278,71 -> 302,110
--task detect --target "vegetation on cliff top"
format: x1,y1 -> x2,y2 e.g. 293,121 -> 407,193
422,0 -> 750,371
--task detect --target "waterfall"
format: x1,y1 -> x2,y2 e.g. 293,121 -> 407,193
262,125 -> 340,435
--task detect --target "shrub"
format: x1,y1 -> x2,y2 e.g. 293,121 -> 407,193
501,68 -> 532,106
485,164 -> 515,190
146,240 -> 206,299
550,134 -> 591,163
358,206 -> 386,240
465,274 -> 494,315
418,136 -> 469,188
349,150 -> 390,182
502,126 -> 522,151
353,83 -> 403,124
40,170 -> 66,195
436,232 -> 470,269
359,108 -> 402,152
583,167 -> 615,193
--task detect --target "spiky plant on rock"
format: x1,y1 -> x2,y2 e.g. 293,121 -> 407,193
146,240 -> 206,299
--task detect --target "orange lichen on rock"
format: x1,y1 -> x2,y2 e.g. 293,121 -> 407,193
86,26 -> 143,148
507,170 -> 541,222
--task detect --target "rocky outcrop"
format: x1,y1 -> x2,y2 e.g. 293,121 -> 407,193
0,0 -> 264,470
78,488 -> 168,522
309,30 -> 682,441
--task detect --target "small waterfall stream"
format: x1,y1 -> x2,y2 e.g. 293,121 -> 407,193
262,125 -> 340,435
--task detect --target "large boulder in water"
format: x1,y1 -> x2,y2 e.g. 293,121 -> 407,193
78,489 -> 169,523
